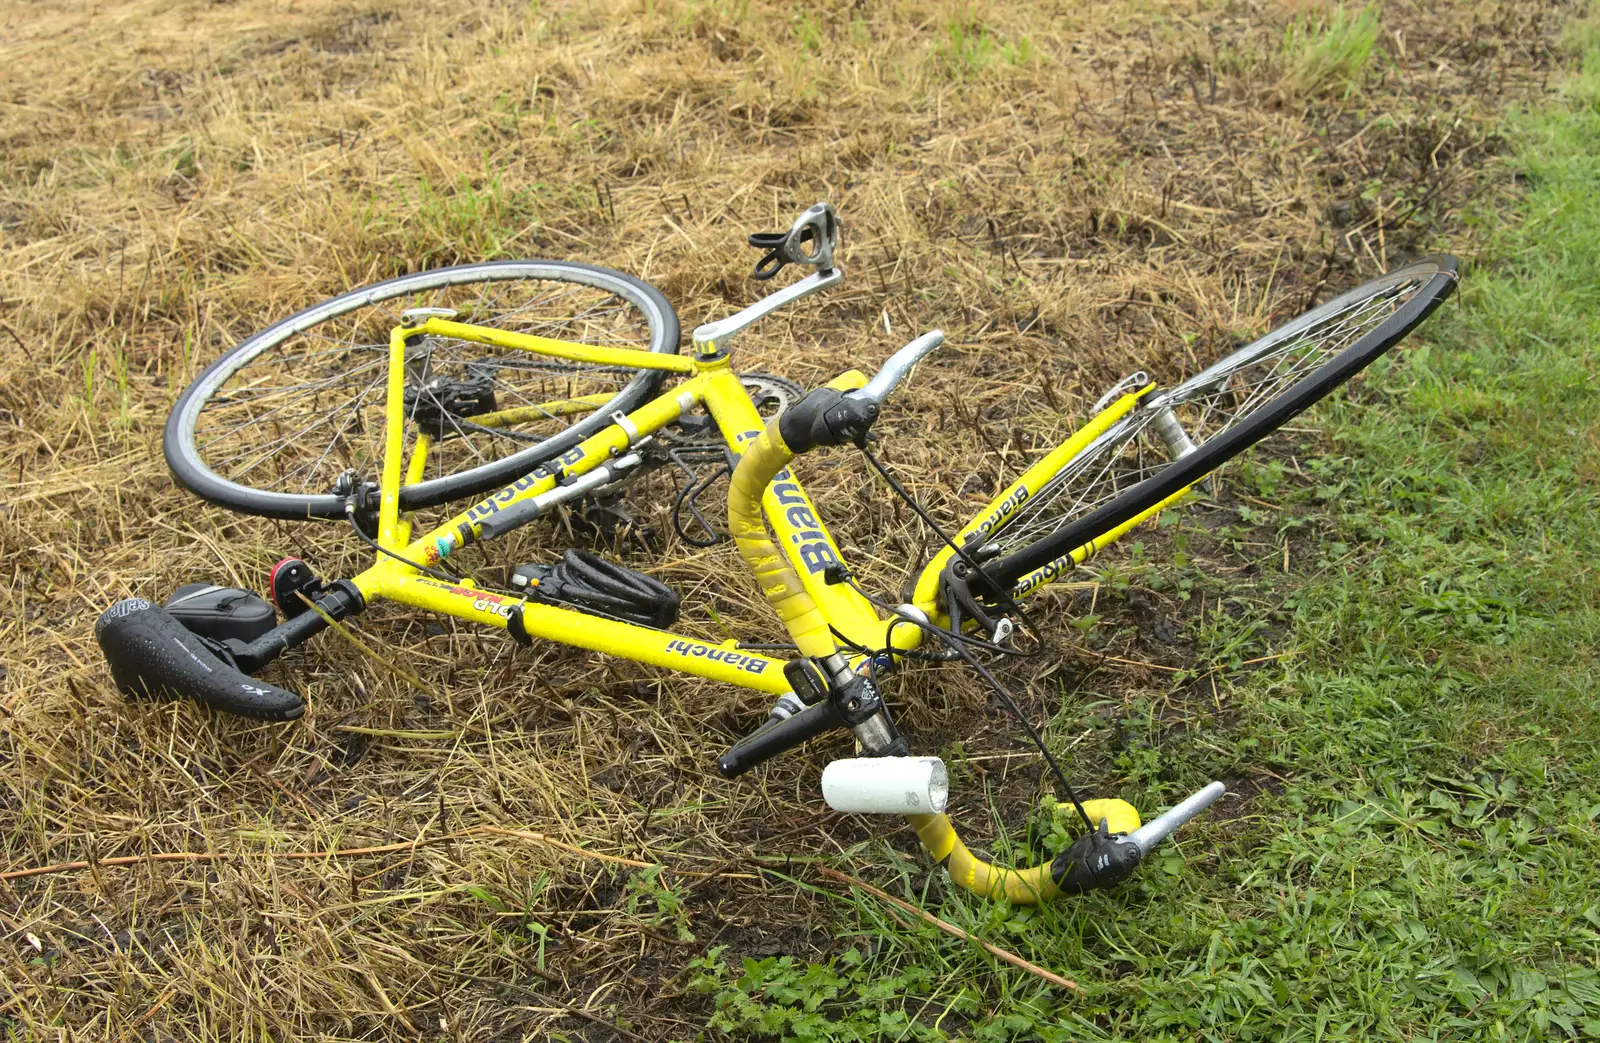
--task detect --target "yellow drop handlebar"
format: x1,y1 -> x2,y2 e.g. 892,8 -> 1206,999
726,420 -> 840,661
909,799 -> 1144,903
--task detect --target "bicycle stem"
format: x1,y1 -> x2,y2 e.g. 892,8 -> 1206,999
691,267 -> 843,355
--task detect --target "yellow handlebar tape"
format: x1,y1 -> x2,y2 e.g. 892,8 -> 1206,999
729,403 -> 1144,905
727,419 -> 839,661
908,799 -> 1142,904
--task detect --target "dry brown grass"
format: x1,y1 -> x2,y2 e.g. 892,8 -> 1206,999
0,0 -> 1574,1037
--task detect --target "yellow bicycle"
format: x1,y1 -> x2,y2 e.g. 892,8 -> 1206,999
97,203 -> 1458,902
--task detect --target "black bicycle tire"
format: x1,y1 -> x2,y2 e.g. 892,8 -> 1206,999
164,260 -> 681,520
987,255 -> 1459,590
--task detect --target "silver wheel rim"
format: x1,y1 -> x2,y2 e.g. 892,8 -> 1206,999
980,264 -> 1439,560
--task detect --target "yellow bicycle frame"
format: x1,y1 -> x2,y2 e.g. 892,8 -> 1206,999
348,318 -> 899,698
348,314 -> 1179,706
908,384 -> 1198,621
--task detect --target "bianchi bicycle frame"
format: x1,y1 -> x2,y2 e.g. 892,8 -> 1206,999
97,204 -> 1459,904
355,310 -> 866,696
310,252 -> 1220,903
348,302 -> 1174,701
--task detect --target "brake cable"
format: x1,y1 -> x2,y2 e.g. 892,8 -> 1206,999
856,444 -> 1045,641
832,573 -> 1097,835
845,444 -> 1099,834
345,504 -> 464,584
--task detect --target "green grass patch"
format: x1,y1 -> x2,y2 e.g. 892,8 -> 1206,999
1280,3 -> 1383,100
691,8 -> 1600,1041
931,15 -> 1036,80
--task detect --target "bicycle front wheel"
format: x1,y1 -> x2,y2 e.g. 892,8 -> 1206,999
977,256 -> 1458,595
165,261 -> 680,520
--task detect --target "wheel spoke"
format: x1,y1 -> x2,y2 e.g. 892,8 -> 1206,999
296,381 -> 389,492
980,271 -> 1433,567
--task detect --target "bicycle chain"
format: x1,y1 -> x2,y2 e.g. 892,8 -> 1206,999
574,372 -> 806,547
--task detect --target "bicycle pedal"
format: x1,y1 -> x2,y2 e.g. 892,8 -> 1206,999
510,550 -> 680,630
268,558 -> 326,619
572,494 -> 655,551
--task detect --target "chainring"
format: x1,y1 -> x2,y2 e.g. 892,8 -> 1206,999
583,373 -> 805,547
660,372 -> 805,449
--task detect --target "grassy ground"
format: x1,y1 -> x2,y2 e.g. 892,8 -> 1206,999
0,0 -> 1592,1040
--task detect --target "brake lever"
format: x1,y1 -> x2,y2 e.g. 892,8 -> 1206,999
717,697 -> 842,777
1053,781 -> 1226,893
716,665 -> 901,777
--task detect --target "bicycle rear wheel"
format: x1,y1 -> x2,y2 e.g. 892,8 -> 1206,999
164,261 -> 680,520
975,256 -> 1458,596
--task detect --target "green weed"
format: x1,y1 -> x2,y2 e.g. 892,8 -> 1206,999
793,9 -> 823,54
932,15 -> 1035,80
626,865 -> 697,942
401,173 -> 542,264
689,941 -> 1098,1042
1280,3 -> 1383,100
